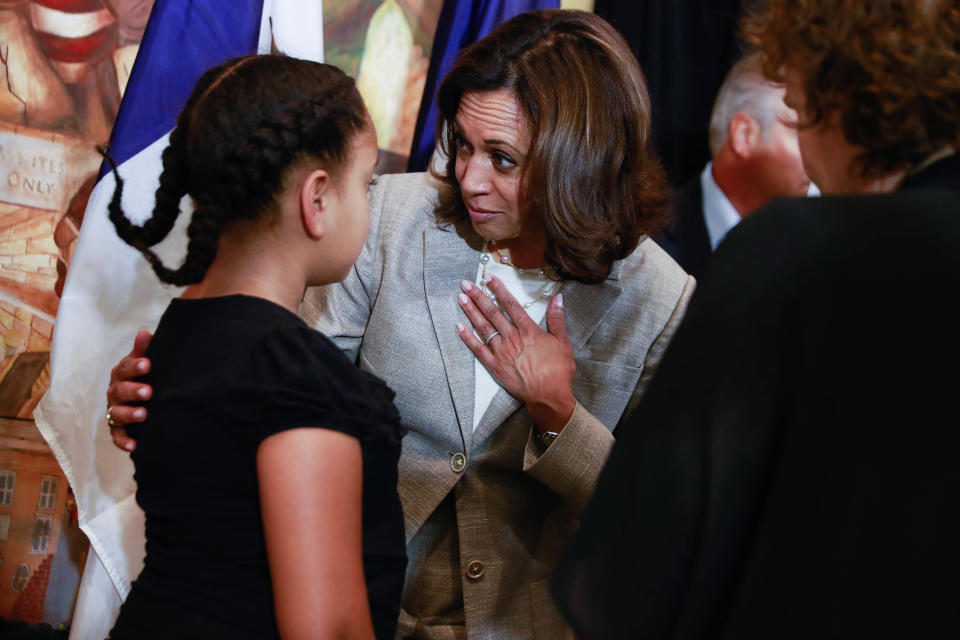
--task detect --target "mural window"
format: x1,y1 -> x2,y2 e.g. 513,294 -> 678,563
37,476 -> 57,511
0,470 -> 14,507
11,563 -> 29,591
31,513 -> 52,554
0,514 -> 9,540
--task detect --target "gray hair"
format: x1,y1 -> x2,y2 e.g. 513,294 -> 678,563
708,52 -> 786,156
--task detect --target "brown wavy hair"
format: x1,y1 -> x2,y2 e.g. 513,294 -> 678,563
743,0 -> 960,180
431,9 -> 669,284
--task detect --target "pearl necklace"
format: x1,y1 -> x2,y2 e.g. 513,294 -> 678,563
479,240 -> 561,310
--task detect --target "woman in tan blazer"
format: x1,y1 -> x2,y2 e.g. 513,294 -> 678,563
302,11 -> 692,638
108,10 -> 693,639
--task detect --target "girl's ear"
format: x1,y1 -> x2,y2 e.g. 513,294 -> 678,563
300,169 -> 331,240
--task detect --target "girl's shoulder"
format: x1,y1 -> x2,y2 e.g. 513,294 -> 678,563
243,322 -> 402,447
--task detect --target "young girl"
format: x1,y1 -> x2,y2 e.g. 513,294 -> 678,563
105,55 -> 405,639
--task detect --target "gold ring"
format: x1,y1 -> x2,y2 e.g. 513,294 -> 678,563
106,406 -> 120,429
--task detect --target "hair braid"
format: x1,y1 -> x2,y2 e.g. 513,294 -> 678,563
107,55 -> 369,287
139,200 -> 229,286
107,59 -> 237,245
236,80 -> 363,211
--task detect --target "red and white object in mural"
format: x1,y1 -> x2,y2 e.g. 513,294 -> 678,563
28,0 -> 118,83
0,0 -> 73,128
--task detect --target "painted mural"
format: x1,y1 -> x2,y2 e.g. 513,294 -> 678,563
0,0 -> 151,627
0,0 -> 443,627
325,0 -> 442,173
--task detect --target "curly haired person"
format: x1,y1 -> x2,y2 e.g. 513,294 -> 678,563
554,2 -> 960,638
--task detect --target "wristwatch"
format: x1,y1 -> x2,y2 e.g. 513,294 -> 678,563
539,430 -> 560,448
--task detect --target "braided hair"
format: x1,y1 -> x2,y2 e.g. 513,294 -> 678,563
107,55 -> 369,286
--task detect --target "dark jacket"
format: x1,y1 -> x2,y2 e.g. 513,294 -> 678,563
552,154 -> 960,640
654,174 -> 711,282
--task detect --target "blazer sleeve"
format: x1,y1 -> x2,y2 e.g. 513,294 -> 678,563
521,274 -> 696,511
298,175 -> 390,362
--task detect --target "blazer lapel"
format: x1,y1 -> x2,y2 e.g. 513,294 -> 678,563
472,263 -> 624,447
561,264 -> 623,351
472,385 -> 523,448
423,223 -> 482,452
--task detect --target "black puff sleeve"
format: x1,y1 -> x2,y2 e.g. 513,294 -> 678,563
205,323 -> 402,447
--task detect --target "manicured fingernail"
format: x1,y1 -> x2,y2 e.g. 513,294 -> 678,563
458,293 -> 469,304
136,361 -> 148,373
124,442 -> 134,452
456,322 -> 465,332
556,293 -> 564,309
461,280 -> 473,291
137,387 -> 149,399
133,408 -> 146,420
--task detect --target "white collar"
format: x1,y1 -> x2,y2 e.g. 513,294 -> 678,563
700,162 -> 742,250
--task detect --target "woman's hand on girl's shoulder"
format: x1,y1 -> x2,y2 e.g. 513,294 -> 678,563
106,329 -> 154,452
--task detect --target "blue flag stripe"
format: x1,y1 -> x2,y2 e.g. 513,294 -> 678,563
101,0 -> 265,176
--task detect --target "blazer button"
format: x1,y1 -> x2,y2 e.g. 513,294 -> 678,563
466,560 -> 484,580
450,452 -> 466,473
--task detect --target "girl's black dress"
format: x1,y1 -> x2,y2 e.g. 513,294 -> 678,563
109,295 -> 406,639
